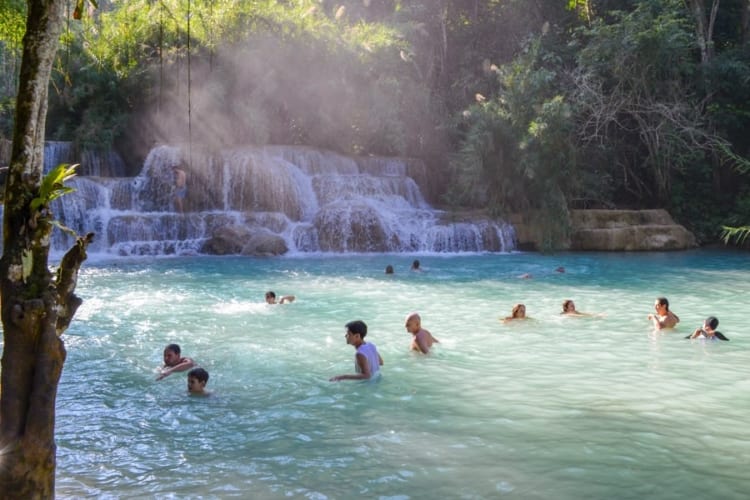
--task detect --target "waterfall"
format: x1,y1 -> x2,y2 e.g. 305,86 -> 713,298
47,145 -> 515,256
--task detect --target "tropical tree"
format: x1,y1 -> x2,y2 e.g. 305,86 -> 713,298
0,0 -> 93,497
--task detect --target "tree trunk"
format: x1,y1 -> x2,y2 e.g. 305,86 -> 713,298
0,1 -> 93,498
685,0 -> 720,67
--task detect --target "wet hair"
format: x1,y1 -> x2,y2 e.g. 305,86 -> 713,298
385,265 -> 394,274
265,291 -> 276,299
188,367 -> 209,384
411,259 -> 420,269
562,300 -> 574,312
656,297 -> 670,310
705,316 -> 719,330
165,343 -> 181,355
512,303 -> 526,318
346,320 -> 368,338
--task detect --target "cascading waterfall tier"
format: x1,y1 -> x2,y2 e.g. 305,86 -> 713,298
48,145 -> 515,256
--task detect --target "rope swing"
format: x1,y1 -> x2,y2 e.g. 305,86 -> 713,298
186,0 -> 193,170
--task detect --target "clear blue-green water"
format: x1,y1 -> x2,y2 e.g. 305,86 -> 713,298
36,251 -> 750,498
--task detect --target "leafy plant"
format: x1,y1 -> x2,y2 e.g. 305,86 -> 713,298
31,163 -> 78,211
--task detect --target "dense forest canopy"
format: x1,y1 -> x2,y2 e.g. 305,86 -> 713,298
1,0 -> 749,247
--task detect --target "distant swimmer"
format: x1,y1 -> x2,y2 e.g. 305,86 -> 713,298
385,265 -> 394,274
330,320 -> 383,381
647,297 -> 679,329
686,316 -> 729,341
561,299 -> 601,317
411,259 -> 422,272
503,303 -> 528,323
265,291 -> 295,304
404,312 -> 439,354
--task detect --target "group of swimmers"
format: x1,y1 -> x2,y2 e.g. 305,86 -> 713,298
385,260 -> 422,274
156,288 -> 439,392
156,291 -> 729,394
503,296 -> 729,341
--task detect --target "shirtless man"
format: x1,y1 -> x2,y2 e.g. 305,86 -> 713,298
647,297 -> 680,329
156,343 -> 195,380
405,312 -> 439,354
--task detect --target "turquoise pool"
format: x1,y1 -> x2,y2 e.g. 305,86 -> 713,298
42,251 -> 750,498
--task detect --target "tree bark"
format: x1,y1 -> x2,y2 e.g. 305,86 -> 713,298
0,1 -> 92,498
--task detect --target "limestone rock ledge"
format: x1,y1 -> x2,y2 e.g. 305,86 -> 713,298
511,209 -> 697,251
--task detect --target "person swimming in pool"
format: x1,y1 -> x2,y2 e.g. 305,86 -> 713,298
686,316 -> 728,341
647,297 -> 680,329
503,303 -> 529,323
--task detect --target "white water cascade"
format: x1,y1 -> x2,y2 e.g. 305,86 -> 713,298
48,145 -> 515,256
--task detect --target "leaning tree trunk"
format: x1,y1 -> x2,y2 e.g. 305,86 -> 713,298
0,1 -> 93,498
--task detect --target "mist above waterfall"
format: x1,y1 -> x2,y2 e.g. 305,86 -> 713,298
129,32 -> 435,168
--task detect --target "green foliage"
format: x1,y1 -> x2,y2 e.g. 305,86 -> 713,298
721,226 -> 750,245
448,35 -> 581,249
31,164 -> 78,211
4,0 -> 750,248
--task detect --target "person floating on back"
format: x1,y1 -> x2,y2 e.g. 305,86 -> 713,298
330,320 -> 383,381
265,291 -> 295,304
686,316 -> 729,341
561,299 -> 602,317
405,312 -> 439,354
187,367 -> 210,395
156,343 -> 195,380
647,297 -> 680,329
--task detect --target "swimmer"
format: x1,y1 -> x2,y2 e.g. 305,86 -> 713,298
385,265 -> 394,274
330,320 -> 383,381
647,297 -> 680,329
503,303 -> 528,323
561,299 -> 601,317
187,367 -> 210,395
404,312 -> 439,354
411,259 -> 421,272
156,344 -> 195,380
686,316 -> 729,341
265,291 -> 295,304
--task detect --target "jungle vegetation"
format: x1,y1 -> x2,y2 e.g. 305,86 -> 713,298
1,0 -> 750,247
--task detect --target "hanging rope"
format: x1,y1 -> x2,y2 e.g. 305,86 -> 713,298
186,0 -> 193,170
158,0 -> 163,115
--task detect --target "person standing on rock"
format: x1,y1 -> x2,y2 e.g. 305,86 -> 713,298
172,165 -> 187,213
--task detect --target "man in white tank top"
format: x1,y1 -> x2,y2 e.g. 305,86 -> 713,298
330,320 -> 383,381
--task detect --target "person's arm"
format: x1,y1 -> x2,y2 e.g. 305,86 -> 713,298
686,328 -> 703,339
279,295 -> 295,304
714,331 -> 729,341
155,357 -> 195,380
330,353 -> 371,381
